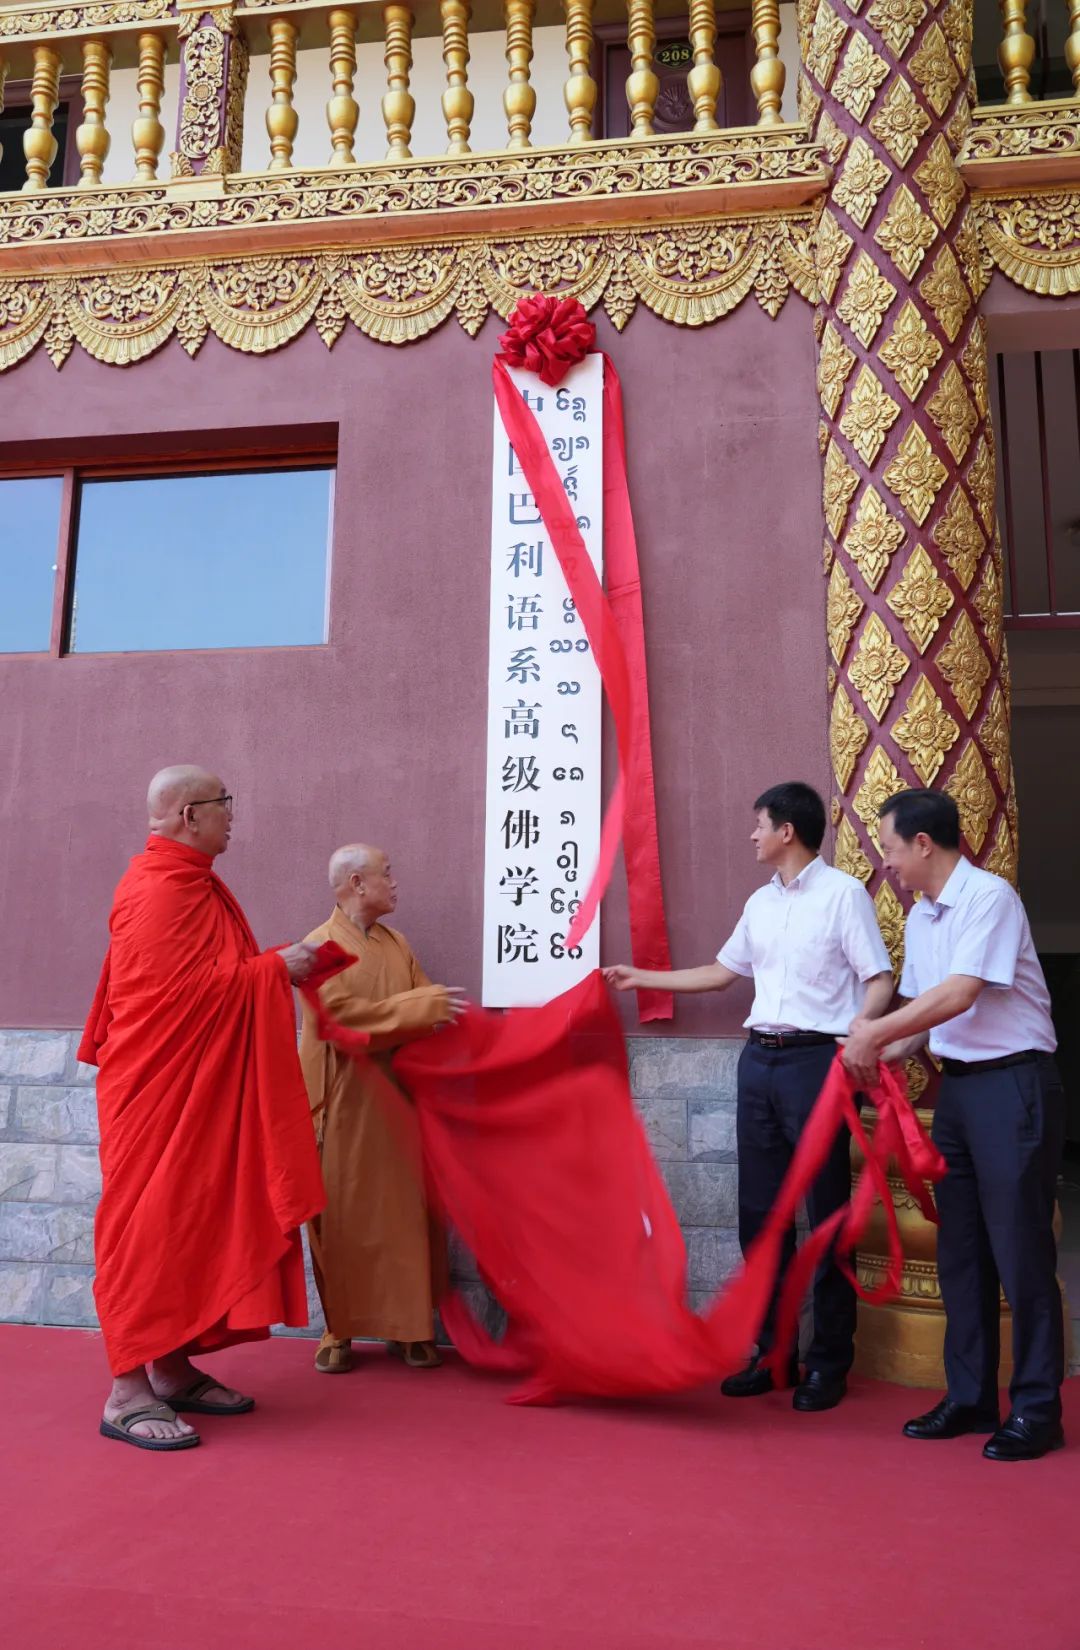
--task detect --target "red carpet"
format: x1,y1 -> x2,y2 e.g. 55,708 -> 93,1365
1,1325 -> 1076,1650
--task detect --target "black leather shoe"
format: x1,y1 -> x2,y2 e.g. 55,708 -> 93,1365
720,1354 -> 798,1398
792,1371 -> 846,1412
982,1414 -> 1065,1461
903,1398 -> 999,1440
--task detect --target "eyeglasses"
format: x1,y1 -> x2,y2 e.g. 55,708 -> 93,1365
182,794 -> 233,817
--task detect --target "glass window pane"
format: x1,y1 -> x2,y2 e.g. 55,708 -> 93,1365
70,468 -> 333,653
0,476 -> 62,653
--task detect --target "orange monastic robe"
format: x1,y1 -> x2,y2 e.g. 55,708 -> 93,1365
79,836 -> 324,1375
300,906 -> 451,1343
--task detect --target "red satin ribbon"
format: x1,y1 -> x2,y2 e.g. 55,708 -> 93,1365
493,354 -> 673,1022
297,941 -> 370,1056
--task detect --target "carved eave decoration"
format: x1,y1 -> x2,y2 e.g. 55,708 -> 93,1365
958,100 -> 1080,192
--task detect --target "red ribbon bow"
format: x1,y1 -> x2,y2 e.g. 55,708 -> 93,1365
498,294 -> 596,388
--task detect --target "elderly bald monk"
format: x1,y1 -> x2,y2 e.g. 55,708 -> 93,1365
300,845 -> 465,1373
79,766 -> 325,1450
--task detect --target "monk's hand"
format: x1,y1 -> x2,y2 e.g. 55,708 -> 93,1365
602,965 -> 639,992
841,1018 -> 882,1090
443,988 -> 468,1024
278,942 -> 318,984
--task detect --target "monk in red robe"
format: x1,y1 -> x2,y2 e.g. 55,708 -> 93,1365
79,765 -> 326,1451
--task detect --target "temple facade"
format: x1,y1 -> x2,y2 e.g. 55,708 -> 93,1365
1,0 -> 1077,1373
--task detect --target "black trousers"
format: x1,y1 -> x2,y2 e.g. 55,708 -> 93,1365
933,1054 -> 1065,1425
736,1039 -> 856,1379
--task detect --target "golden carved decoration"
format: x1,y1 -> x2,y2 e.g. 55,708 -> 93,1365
874,183 -> 937,280
827,557 -> 865,663
883,421 -> 948,526
807,0 -> 849,89
918,242 -> 970,342
892,673 -> 959,784
827,660 -> 838,690
904,1056 -> 930,1103
971,554 -> 1003,659
952,213 -> 987,301
936,607 -> 991,718
959,316 -> 989,415
179,21 -> 227,166
865,0 -> 926,57
979,684 -> 1011,785
940,0 -> 971,61
22,44 -> 61,192
818,107 -> 849,165
839,366 -> 901,464
0,277 -> 52,371
383,3 -> 416,161
834,136 -> 891,230
945,739 -> 996,854
0,0 -> 173,40
878,298 -> 942,398
266,17 -> 299,171
831,31 -> 889,123
836,249 -> 896,347
819,419 -> 831,453
844,483 -> 906,587
76,39 -> 111,189
931,484 -> 984,589
823,437 -> 861,537
976,190 -> 1080,299
984,814 -> 1017,886
960,101 -> 1080,167
835,814 -> 873,882
849,610 -> 910,721
886,541 -> 953,652
966,434 -> 995,530
504,0 -> 537,149
817,318 -> 857,417
913,133 -> 965,228
831,682 -> 871,789
926,360 -> 977,463
874,877 -> 906,974
854,745 -> 904,851
869,74 -> 931,168
824,540 -> 836,576
998,0 -> 1035,105
909,21 -> 960,117
815,207 -> 855,303
327,8 -> 361,167
440,0 -> 474,155
751,0 -> 786,128
798,70 -> 823,129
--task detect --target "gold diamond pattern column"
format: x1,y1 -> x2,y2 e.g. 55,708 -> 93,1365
800,0 -> 1013,1383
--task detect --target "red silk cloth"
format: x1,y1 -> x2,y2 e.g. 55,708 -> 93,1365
494,296 -> 673,1021
392,973 -> 945,1405
78,836 -> 331,1374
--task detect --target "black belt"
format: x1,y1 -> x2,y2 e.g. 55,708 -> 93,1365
941,1050 -> 1040,1077
749,1030 -> 835,1050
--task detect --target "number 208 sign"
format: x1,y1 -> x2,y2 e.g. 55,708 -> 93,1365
481,356 -> 604,1007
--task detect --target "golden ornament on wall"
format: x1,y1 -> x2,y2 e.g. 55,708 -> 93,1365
815,208 -> 856,304
883,422 -> 949,526
831,683 -> 872,789
827,558 -> 865,663
984,814 -> 1017,885
966,434 -> 996,531
849,611 -> 911,721
831,31 -> 890,123
835,138 -> 893,231
978,685 -> 1011,785
839,366 -> 902,464
919,243 -> 971,343
945,740 -> 996,854
837,250 -> 897,348
913,134 -> 966,228
844,484 -> 907,588
869,74 -> 932,168
904,1056 -> 930,1103
874,184 -> 938,281
878,298 -> 943,398
807,0 -> 850,89
819,109 -> 850,165
865,0 -> 927,56
926,361 -> 978,463
936,608 -> 991,719
892,674 -> 959,784
909,22 -> 960,117
959,316 -> 989,415
971,556 -> 1003,659
854,745 -> 905,851
817,319 -> 857,417
874,877 -> 907,975
886,541 -> 954,652
931,484 -> 985,589
835,814 -> 873,882
823,438 -> 862,537
940,0 -> 973,63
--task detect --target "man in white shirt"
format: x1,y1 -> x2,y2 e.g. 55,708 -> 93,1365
606,782 -> 894,1411
843,789 -> 1064,1461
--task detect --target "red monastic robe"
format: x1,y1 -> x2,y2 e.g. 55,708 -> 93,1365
79,835 -> 325,1374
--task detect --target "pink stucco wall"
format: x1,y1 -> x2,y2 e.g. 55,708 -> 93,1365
0,300 -> 828,1033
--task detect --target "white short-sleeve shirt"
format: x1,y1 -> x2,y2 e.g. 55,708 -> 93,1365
717,856 -> 892,1035
899,857 -> 1056,1060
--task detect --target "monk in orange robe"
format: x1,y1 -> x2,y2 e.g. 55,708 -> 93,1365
79,765 -> 326,1451
300,845 -> 465,1373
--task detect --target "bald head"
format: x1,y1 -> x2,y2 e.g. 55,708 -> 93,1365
148,765 -> 232,856
331,844 -> 397,928
148,765 -> 221,820
329,844 -> 380,893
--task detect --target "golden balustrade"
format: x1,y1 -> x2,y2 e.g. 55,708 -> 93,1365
326,7 -> 359,166
440,0 -> 473,156
131,30 -> 165,182
22,42 -> 60,190
76,38 -> 111,186
998,0 -> 1035,104
382,2 -> 414,159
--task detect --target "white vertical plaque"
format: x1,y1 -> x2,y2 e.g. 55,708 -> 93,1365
482,355 -> 605,1007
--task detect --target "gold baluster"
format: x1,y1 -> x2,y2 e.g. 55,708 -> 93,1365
440,0 -> 473,155
327,9 -> 359,166
1066,0 -> 1080,93
382,5 -> 415,161
22,45 -> 61,193
750,0 -> 784,126
76,39 -> 111,187
504,0 -> 536,151
625,0 -> 658,137
267,18 -> 299,170
563,0 -> 597,144
131,33 -> 165,182
998,0 -> 1035,104
687,0 -> 720,132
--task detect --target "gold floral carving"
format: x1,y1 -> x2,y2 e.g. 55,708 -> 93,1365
824,540 -> 836,576
976,191 -> 1080,299
966,434 -> 995,530
940,0 -> 972,60
815,208 -> 855,303
807,0 -> 849,88
979,685 -> 1011,785
823,438 -> 861,537
914,135 -> 965,228
869,75 -> 931,169
834,814 -> 873,882
936,608 -> 991,718
892,673 -> 959,783
839,366 -> 901,464
952,214 -> 987,302
926,360 -> 977,463
959,317 -> 989,415
959,102 -> 1080,167
886,541 -> 953,652
945,740 -> 996,854
883,422 -> 948,525
844,484 -> 906,588
854,745 -> 904,851
836,250 -> 897,347
946,100 -> 973,155
984,815 -> 1016,886
874,878 -> 907,974
931,484 -> 984,588
971,556 -> 1003,659
865,0 -> 927,57
831,683 -> 871,789
849,610 -> 910,720
908,22 -> 960,118
0,0 -> 172,39
827,558 -> 865,663
904,1057 -> 930,1103
818,109 -> 849,165
834,138 -> 892,230
875,184 -> 937,281
817,319 -> 857,417
831,32 -> 889,123
179,22 -> 227,165
878,298 -> 942,398
919,243 -> 970,342
798,73 -> 824,130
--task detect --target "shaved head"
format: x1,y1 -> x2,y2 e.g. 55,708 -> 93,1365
331,844 -> 398,927
147,765 -> 232,856
329,844 -> 380,893
147,765 -> 221,819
